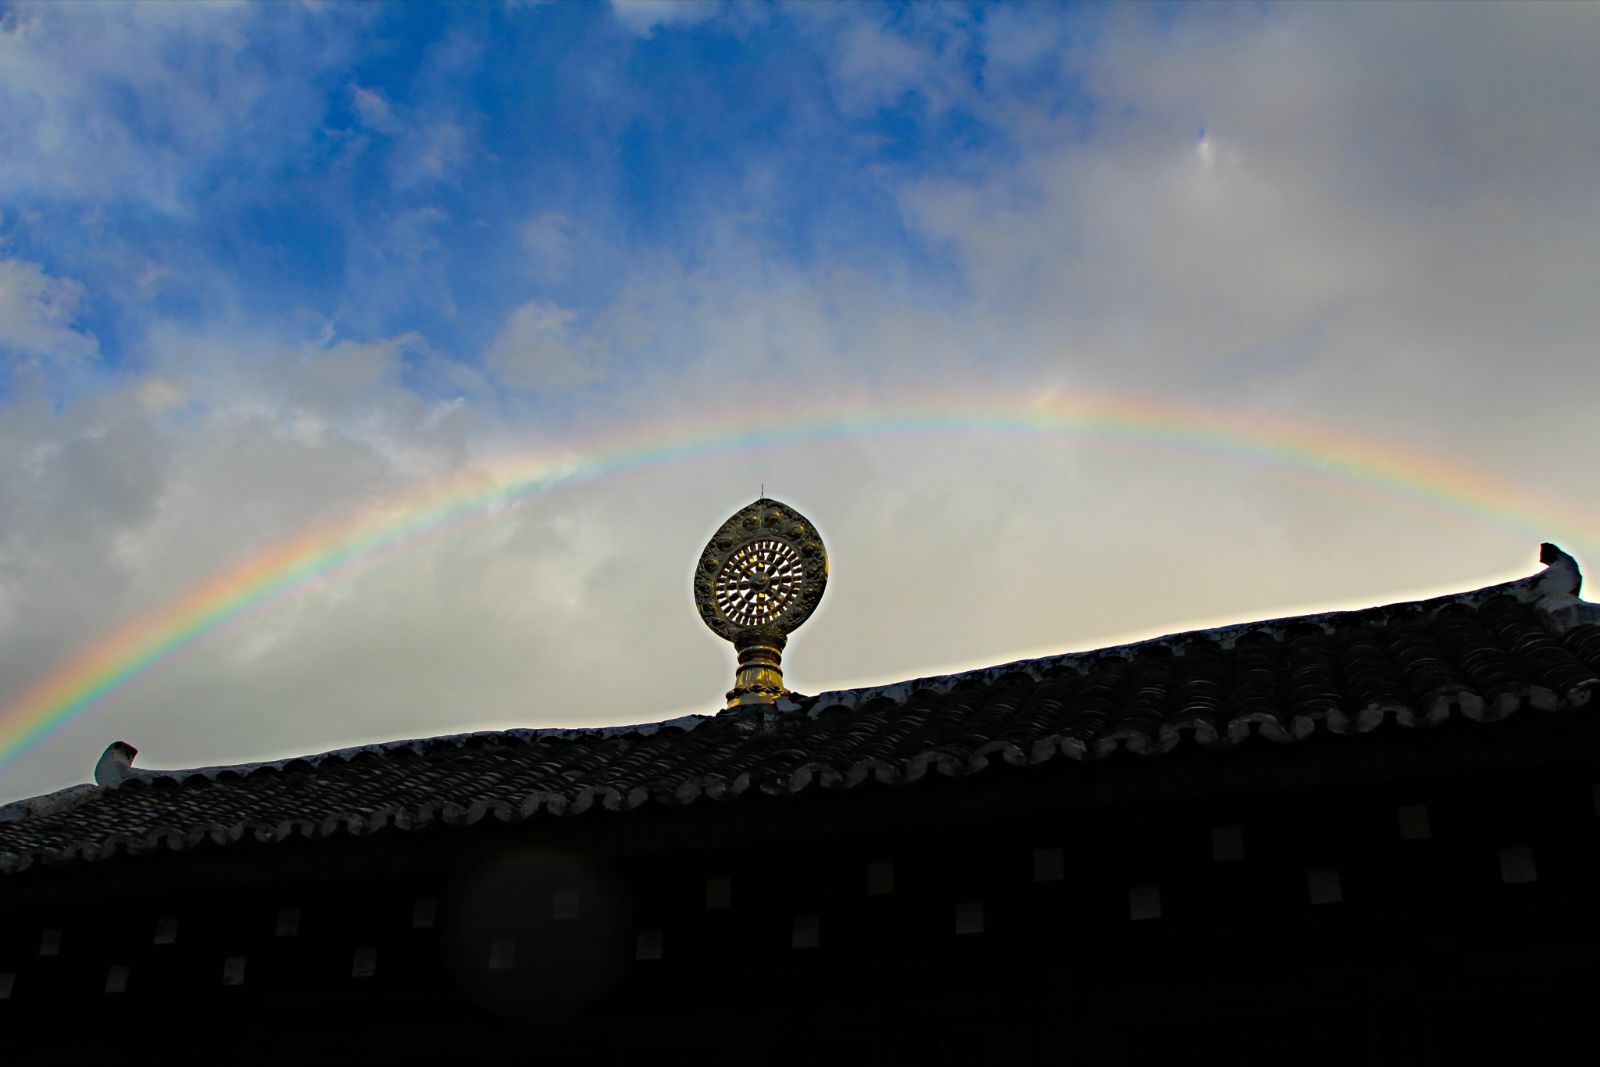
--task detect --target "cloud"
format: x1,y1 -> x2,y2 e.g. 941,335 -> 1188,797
0,2 -> 354,210
350,84 -> 403,135
135,377 -> 184,416
0,258 -> 98,363
519,213 -> 577,269
610,0 -> 721,38
882,3 -> 1600,437
808,4 -> 976,117
484,302 -> 606,390
348,80 -> 474,192
4,3 -> 1599,809
396,120 -> 473,190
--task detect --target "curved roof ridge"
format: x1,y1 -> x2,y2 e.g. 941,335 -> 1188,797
0,783 -> 99,825
2,545 -> 1598,870
110,712 -> 712,790
2,543 -> 1590,822
789,543 -> 1592,715
0,716 -> 712,822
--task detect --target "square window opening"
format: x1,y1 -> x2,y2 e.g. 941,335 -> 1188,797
1033,847 -> 1065,882
1308,868 -> 1343,905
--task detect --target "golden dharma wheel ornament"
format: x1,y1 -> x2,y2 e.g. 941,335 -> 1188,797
695,498 -> 828,707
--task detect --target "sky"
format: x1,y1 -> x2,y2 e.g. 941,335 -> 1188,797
2,0 -> 1598,802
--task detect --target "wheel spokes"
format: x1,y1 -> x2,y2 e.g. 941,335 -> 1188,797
713,538 -> 808,625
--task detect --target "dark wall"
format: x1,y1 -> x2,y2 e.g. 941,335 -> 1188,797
3,712 -> 1600,1065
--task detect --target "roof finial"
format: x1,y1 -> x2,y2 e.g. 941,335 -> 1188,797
1537,542 -> 1582,599
94,741 -> 138,788
694,498 -> 828,707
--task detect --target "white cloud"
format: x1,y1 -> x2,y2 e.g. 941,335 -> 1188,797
134,377 -> 184,415
883,2 -> 1600,454
519,212 -> 576,267
610,0 -> 721,38
0,2 -> 353,210
345,80 -> 474,192
396,120 -> 472,189
5,3 -> 1600,809
350,84 -> 403,135
0,258 -> 98,363
484,302 -> 605,390
794,2 -> 977,117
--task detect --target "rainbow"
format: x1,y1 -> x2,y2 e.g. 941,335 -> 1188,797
1,393 -> 1593,779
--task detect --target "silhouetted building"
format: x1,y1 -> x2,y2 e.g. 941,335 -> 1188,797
3,536 -> 1600,1065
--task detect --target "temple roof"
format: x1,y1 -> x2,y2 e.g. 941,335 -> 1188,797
2,544 -> 1598,874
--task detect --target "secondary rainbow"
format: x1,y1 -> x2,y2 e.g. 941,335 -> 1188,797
1,393 -> 1592,777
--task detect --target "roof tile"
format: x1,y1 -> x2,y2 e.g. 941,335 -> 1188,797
3,550 -> 1599,872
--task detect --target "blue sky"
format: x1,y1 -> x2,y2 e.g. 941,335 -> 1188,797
6,1 -> 1041,399
4,1 -> 1599,801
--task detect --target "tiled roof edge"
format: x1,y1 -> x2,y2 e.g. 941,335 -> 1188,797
1,545 -> 1589,834
0,714 -> 713,827
111,712 -> 713,790
786,544 -> 1592,716
0,783 -> 99,826
2,676 -> 1596,876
